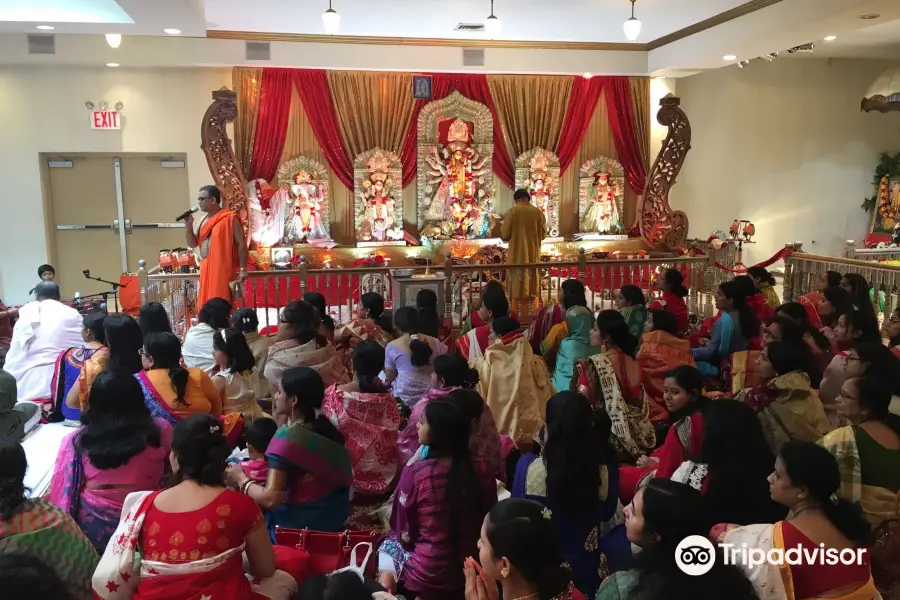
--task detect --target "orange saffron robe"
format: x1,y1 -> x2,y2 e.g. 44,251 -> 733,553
198,209 -> 240,308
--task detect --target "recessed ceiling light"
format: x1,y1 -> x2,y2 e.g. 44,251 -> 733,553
106,63 -> 119,68
860,14 -> 880,20
163,28 -> 181,35
723,54 -> 737,61
824,35 -> 837,41
36,25 -> 54,30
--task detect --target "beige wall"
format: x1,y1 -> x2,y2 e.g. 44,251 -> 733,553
670,58 -> 900,265
649,77 -> 677,159
0,67 -> 231,304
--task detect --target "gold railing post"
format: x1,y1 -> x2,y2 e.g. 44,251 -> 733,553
444,252 -> 454,324
299,256 -> 308,295
137,259 -> 149,306
845,240 -> 856,259
577,248 -> 587,283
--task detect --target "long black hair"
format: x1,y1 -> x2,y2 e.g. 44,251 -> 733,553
281,367 -> 344,445
765,341 -> 819,386
630,479 -> 758,600
143,331 -> 190,407
360,292 -> 392,334
596,309 -> 638,358
352,340 -> 387,393
666,365 -> 706,422
0,441 -> 27,520
841,309 -> 881,345
394,306 -> 433,367
852,342 -> 900,396
484,499 -> 573,600
423,399 -> 481,557
446,388 -> 486,427
232,307 -> 259,334
433,354 -> 479,389
139,302 -> 173,335
779,441 -> 873,546
82,312 -> 107,344
662,268 -> 688,298
416,288 -> 442,337
0,554 -> 78,600
701,400 -> 786,528
619,285 -> 646,306
171,413 -> 231,487
543,391 -> 614,516
104,314 -> 143,375
647,309 -> 678,336
299,571 -> 372,600
481,281 -> 510,319
821,286 -> 854,327
823,270 -> 842,288
718,280 -> 760,339
775,302 -> 830,353
303,291 -> 335,333
280,300 -> 326,347
848,375 -> 900,437
198,297 -> 232,329
841,273 -> 878,328
77,371 -> 162,470
560,279 -> 587,310
748,266 -> 776,286
213,327 -> 256,374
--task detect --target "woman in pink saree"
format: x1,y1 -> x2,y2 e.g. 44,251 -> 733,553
49,372 -> 171,552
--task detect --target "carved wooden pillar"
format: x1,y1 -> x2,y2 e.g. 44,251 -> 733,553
201,88 -> 250,242
638,96 -> 691,252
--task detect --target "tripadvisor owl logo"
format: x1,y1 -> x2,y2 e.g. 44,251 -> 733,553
675,535 -> 716,576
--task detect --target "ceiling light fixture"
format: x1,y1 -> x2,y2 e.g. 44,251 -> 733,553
105,33 -> 122,48
164,28 -> 181,35
824,35 -> 837,41
737,60 -> 751,69
723,54 -> 737,61
36,25 -> 54,30
485,0 -> 502,39
761,52 -> 778,62
623,0 -> 642,42
322,0 -> 340,35
106,63 -> 119,68
860,14 -> 880,20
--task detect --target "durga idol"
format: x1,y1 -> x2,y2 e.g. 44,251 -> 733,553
287,171 -> 328,243
580,172 -> 621,234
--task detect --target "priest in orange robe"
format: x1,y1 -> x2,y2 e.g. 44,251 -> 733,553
185,185 -> 248,308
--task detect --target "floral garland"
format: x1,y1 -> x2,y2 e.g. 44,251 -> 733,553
862,152 -> 900,216
878,177 -> 893,220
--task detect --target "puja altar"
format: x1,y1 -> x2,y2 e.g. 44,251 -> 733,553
195,81 -> 692,310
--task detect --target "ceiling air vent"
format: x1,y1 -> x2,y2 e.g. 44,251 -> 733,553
27,34 -> 55,55
246,41 -> 271,61
462,48 -> 485,67
455,23 -> 485,32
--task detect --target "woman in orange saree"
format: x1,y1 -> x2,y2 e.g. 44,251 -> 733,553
637,309 -> 695,424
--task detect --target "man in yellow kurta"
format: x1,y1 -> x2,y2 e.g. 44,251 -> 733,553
501,188 -> 546,316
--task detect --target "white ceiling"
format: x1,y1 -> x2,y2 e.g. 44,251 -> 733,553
801,19 -> 900,58
0,0 -> 206,36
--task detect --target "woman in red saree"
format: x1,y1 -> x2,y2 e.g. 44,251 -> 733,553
92,414 -> 310,600
796,270 -> 842,329
637,309 -> 695,424
619,366 -> 706,504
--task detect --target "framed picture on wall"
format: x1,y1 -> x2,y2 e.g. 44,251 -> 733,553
413,76 -> 433,100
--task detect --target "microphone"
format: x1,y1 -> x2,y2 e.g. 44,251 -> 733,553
176,207 -> 199,222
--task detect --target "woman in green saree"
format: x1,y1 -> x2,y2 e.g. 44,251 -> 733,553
616,285 -> 648,340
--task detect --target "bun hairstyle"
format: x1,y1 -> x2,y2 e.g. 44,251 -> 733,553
170,413 -> 231,487
416,288 -> 442,337
775,302 -> 830,353
82,312 -> 107,344
231,307 -> 259,334
0,441 -> 27,520
303,292 -> 335,332
139,302 -> 173,336
360,292 -> 392,334
433,354 -> 479,389
765,340 -> 818,384
394,306 -> 433,367
851,342 -> 900,396
280,300 -> 326,347
104,314 -> 144,375
213,327 -> 256,374
825,270 -> 842,288
280,367 -> 344,445
619,285 -> 646,306
647,309 -> 678,336
482,287 -> 511,321
662,268 -> 688,298
143,332 -> 191,407
718,280 -> 760,339
747,266 -> 776,286
352,340 -> 387,393
484,499 -> 572,600
491,316 -> 521,337
779,441 -> 873,546
198,297 -> 233,330
596,309 -> 638,358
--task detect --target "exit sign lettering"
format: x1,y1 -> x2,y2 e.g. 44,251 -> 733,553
91,110 -> 120,129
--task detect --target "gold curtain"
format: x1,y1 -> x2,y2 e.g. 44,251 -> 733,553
628,77 -> 651,172
233,67 -> 263,178
326,71 -> 417,158
278,87 -> 354,244
486,75 -> 574,159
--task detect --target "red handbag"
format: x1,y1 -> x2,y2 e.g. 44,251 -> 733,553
274,527 -> 378,578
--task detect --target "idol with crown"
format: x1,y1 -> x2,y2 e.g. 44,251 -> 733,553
274,155 -> 332,244
515,148 -> 561,238
417,92 -> 496,240
353,148 -> 404,243
578,156 -> 625,235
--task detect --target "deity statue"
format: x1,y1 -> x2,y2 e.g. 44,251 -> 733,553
578,157 -> 626,235
516,148 -> 561,237
274,156 -> 332,244
354,148 -> 404,243
417,92 -> 495,240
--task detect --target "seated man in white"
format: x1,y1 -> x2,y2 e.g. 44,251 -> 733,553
4,282 -> 83,403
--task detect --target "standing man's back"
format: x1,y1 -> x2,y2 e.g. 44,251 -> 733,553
5,282 -> 84,403
501,189 -> 547,316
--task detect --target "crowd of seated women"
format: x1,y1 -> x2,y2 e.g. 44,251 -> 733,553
3,264 -> 900,600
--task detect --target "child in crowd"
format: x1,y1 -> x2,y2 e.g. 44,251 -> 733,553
240,417 -> 278,485
213,327 -> 264,420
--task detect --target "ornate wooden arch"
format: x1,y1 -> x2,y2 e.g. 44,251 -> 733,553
201,88 -> 250,241
639,95 -> 691,251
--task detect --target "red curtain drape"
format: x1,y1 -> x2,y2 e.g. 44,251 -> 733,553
247,68 -> 293,182
557,77 -> 605,174
290,69 -> 355,190
400,78 -> 453,187
605,77 -> 646,195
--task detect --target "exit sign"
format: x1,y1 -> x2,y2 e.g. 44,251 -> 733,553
91,110 -> 120,129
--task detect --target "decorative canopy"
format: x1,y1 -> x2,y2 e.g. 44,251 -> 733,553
861,67 -> 900,113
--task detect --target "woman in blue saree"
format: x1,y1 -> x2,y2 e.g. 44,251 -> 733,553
552,306 -> 600,393
512,391 -> 630,597
49,313 -> 107,421
692,280 -> 758,378
225,366 -> 352,536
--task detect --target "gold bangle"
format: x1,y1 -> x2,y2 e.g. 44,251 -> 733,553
239,478 -> 252,494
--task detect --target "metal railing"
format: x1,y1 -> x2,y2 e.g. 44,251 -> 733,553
137,252 -> 717,334
844,239 -> 900,263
